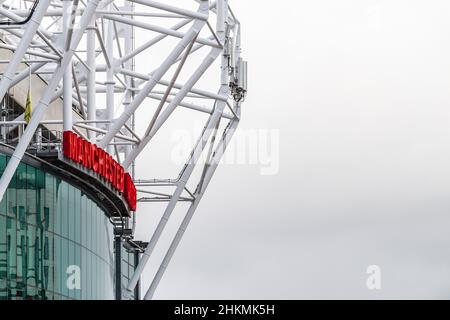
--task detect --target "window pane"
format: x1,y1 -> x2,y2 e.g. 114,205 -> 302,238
6,217 -> 16,284
0,155 -> 116,300
0,215 -> 6,299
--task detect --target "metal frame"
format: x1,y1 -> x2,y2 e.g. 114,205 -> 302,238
0,0 -> 246,300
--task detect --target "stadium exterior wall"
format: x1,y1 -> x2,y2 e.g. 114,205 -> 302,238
0,150 -> 136,300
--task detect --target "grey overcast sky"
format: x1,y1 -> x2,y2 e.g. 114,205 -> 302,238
133,0 -> 450,299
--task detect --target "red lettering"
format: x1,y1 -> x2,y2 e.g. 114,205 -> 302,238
71,133 -> 78,161
63,131 -> 73,159
124,173 -> 137,211
77,137 -> 83,164
109,156 -> 114,183
98,149 -> 104,176
113,161 -> 118,186
105,155 -> 110,181
111,161 -> 117,187
115,166 -> 123,191
105,155 -> 111,181
121,167 -> 125,192
92,145 -> 99,172
103,151 -> 107,177
115,165 -> 121,190
62,131 -> 137,212
83,140 -> 90,168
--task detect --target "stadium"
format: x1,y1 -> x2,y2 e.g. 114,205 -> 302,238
0,0 -> 246,300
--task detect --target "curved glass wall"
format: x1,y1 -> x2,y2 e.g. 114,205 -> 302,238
0,153 -> 119,300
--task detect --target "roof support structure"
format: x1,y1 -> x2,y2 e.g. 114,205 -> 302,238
0,0 -> 51,101
0,0 -> 101,200
0,0 -> 246,300
144,102 -> 241,300
124,0 -> 234,298
98,0 -> 210,149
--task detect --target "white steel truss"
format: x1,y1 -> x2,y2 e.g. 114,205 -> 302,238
0,0 -> 246,299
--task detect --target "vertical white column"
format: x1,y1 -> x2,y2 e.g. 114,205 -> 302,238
98,0 -> 210,149
0,0 -> 51,101
106,4 -> 115,153
86,15 -> 96,139
63,0 -> 73,131
123,0 -> 133,158
142,0 -> 231,300
0,0 -> 102,202
124,1 -> 210,293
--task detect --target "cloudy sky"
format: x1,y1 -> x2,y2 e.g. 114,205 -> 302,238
132,0 -> 450,299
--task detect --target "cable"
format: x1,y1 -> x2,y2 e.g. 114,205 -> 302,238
0,0 -> 39,26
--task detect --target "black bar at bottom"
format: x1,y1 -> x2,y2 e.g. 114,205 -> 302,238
0,300 -> 436,319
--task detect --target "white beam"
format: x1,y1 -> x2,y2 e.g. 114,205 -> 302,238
98,0 -> 209,150
0,0 -> 51,101
63,0 -> 73,131
0,0 -> 102,202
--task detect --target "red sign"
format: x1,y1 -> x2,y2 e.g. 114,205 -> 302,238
63,131 -> 137,211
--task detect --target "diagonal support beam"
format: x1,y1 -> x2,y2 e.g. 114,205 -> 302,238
102,14 -> 219,48
128,0 -> 208,20
97,0 -> 209,150
0,0 -> 51,101
122,44 -> 223,169
125,85 -> 229,294
142,35 -> 197,140
127,0 -> 235,299
0,0 -> 102,202
144,104 -> 241,300
118,18 -> 192,65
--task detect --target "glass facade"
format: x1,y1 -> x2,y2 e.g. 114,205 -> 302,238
0,153 -> 134,300
121,245 -> 137,298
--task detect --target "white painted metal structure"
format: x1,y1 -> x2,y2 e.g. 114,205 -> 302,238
0,0 -> 246,299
